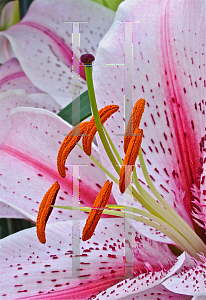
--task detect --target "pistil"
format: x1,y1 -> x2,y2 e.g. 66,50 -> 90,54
81,54 -> 120,175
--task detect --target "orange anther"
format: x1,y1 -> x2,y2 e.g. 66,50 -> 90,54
82,105 -> 119,156
36,181 -> 60,244
82,180 -> 113,241
57,122 -> 88,178
124,98 -> 145,153
120,128 -> 143,193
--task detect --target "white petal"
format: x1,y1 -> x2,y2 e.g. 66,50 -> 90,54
93,252 -> 187,299
0,0 -> 115,106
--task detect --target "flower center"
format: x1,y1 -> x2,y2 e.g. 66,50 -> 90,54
36,54 -> 206,263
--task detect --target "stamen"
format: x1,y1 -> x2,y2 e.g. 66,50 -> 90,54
82,105 -> 119,156
119,128 -> 143,193
36,181 -> 60,244
57,122 -> 88,178
82,180 -> 113,241
124,98 -> 145,153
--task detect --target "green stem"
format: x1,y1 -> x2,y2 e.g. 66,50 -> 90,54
103,118 -> 200,254
102,125 -> 163,218
77,143 -> 160,213
103,125 -> 123,165
138,148 -> 206,255
77,143 -> 133,198
76,70 -> 206,257
52,205 -> 200,259
77,143 -> 119,186
106,205 -> 195,257
85,66 -> 120,175
133,166 -> 205,255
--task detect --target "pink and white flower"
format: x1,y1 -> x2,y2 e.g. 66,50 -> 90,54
0,0 -> 205,299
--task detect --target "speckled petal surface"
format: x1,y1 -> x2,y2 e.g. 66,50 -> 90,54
163,253 -> 206,297
0,218 -> 177,299
93,252 -> 187,299
0,58 -> 44,94
0,90 -> 61,147
93,0 -> 205,233
95,283 -> 192,299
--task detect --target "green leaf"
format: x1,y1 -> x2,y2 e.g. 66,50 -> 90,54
57,90 -> 92,126
18,0 -> 33,20
90,0 -> 124,11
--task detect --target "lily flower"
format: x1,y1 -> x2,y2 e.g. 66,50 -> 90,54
0,0 -> 115,106
1,103 -> 192,299
0,0 -> 205,299
0,57 -> 190,299
0,105 -> 178,299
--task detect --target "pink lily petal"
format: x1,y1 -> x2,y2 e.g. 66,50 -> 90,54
0,218 -> 176,299
0,58 -> 44,94
0,90 -> 61,146
95,282 -> 192,299
93,251 -> 187,299
163,253 -> 206,297
0,90 -> 61,218
93,0 -> 205,232
0,0 -> 115,106
0,202 -> 25,219
0,107 -> 116,221
128,284 -> 192,300
191,147 -> 206,232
